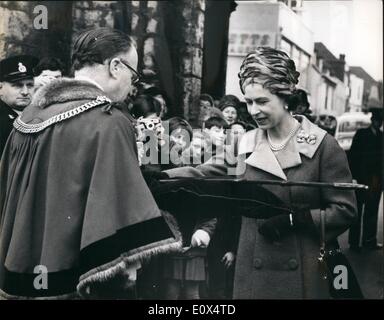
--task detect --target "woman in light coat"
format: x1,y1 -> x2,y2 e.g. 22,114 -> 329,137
164,47 -> 358,299
232,47 -> 358,299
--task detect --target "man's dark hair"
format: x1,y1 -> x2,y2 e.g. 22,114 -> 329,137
34,57 -> 65,76
131,94 -> 161,118
204,116 -> 229,130
71,27 -> 136,72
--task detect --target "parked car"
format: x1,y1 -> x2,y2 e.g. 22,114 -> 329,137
334,112 -> 371,151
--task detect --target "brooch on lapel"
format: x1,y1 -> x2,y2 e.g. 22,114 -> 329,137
297,129 -> 317,145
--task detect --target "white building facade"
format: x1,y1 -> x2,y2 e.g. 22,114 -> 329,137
226,1 -> 313,99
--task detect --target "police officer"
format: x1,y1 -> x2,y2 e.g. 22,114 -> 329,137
0,55 -> 38,156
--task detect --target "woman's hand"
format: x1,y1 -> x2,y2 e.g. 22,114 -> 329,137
258,208 -> 313,242
221,252 -> 235,268
191,229 -> 211,248
258,214 -> 291,242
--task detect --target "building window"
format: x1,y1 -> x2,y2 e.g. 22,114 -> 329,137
291,46 -> 300,69
280,38 -> 292,56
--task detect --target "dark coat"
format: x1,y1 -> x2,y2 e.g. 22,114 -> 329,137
0,100 -> 18,158
0,78 -> 181,299
232,116 -> 357,299
348,127 -> 382,192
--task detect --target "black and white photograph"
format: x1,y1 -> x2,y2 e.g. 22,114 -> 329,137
0,0 -> 382,306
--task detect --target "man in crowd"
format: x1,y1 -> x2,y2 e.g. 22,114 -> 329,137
0,55 -> 38,156
0,28 -> 180,300
348,108 -> 383,251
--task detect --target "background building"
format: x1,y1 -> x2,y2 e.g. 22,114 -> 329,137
348,72 -> 365,112
0,0 -> 236,127
308,42 -> 349,116
349,66 -> 382,111
226,1 -> 313,99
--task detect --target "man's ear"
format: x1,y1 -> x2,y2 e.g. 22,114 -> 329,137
108,58 -> 121,79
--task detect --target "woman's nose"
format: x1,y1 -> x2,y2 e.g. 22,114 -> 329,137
248,103 -> 260,116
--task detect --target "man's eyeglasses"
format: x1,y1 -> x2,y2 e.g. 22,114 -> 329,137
118,59 -> 141,85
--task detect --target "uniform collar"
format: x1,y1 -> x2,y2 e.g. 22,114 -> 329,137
0,99 -> 19,120
238,115 -> 327,180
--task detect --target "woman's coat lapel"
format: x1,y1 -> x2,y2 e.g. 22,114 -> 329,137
238,116 -> 327,181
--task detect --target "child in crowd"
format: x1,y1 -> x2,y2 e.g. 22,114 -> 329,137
228,121 -> 247,156
161,215 -> 217,299
207,214 -> 241,299
197,93 -> 224,128
203,116 -> 228,161
202,116 -> 241,299
167,117 -> 193,168
218,95 -> 240,125
181,131 -> 207,167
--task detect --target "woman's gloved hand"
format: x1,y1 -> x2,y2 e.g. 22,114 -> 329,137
258,208 -> 313,242
191,229 -> 211,248
258,214 -> 291,242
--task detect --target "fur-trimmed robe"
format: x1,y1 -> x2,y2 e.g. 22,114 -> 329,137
0,78 -> 181,299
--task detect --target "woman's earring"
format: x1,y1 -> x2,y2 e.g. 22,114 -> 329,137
284,105 -> 289,110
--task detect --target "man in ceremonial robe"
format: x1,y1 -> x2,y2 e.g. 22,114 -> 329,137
0,28 -> 180,299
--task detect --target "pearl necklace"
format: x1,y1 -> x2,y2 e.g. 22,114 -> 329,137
267,121 -> 300,151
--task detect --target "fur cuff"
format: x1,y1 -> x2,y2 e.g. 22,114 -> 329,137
77,237 -> 182,299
